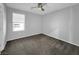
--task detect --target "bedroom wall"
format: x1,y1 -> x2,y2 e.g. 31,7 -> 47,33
0,3 -> 6,52
6,6 -> 42,41
71,4 -> 79,46
43,4 -> 79,46
43,7 -> 71,43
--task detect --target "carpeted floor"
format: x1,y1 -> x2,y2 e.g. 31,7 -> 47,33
1,34 -> 79,55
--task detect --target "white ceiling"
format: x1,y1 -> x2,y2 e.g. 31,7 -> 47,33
6,3 -> 77,15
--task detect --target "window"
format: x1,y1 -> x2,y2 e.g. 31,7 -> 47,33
12,13 -> 25,31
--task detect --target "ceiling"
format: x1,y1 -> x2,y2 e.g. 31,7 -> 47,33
6,3 -> 77,15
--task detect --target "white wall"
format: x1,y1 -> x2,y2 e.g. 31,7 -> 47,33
43,7 -> 71,42
6,6 -> 42,41
71,4 -> 79,46
0,3 -> 6,51
43,4 -> 79,46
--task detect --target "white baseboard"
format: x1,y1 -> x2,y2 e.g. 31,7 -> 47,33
43,33 -> 79,47
7,33 -> 42,41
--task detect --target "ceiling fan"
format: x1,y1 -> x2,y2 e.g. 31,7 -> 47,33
31,3 -> 47,11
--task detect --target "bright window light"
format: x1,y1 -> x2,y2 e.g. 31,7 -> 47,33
12,13 -> 25,31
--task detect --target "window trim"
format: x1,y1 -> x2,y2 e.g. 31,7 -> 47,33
12,12 -> 25,32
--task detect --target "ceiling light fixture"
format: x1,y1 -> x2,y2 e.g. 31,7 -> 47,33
31,3 -> 47,11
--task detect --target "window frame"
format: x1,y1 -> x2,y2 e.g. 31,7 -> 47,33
12,12 -> 25,32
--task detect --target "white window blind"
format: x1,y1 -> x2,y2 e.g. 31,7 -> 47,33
12,13 -> 25,31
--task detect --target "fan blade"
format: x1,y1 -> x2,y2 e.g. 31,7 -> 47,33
31,7 -> 37,9
42,3 -> 47,6
37,3 -> 47,8
41,8 -> 44,11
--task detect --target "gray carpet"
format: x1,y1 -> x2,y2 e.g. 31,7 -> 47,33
1,34 -> 79,55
